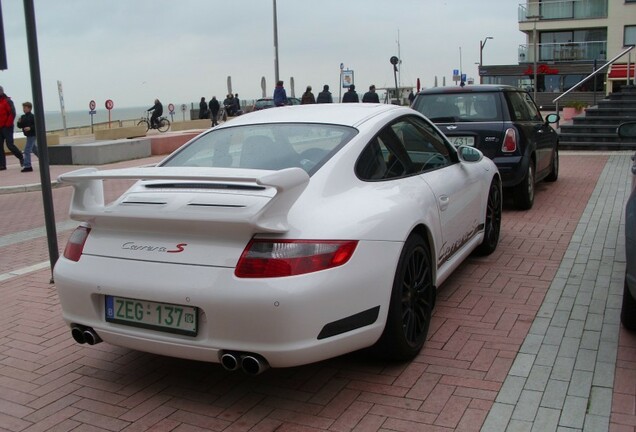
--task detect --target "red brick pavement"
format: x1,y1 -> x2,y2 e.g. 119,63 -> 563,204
0,154 -> 619,431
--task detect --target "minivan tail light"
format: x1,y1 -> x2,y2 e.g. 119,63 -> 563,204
235,239 -> 358,278
502,128 -> 517,152
63,226 -> 91,262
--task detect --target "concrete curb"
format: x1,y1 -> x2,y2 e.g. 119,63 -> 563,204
0,180 -> 68,195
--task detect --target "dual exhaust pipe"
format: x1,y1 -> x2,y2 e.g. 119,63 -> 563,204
70,326 -> 267,375
220,351 -> 269,376
71,324 -> 102,345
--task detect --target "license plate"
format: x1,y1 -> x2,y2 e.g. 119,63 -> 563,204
105,296 -> 198,336
449,136 -> 475,147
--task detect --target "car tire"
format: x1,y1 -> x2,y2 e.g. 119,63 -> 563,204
514,161 -> 535,210
545,147 -> 559,182
474,179 -> 502,256
375,233 -> 434,360
621,278 -> 636,330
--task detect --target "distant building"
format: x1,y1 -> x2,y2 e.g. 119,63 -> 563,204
479,0 -> 636,108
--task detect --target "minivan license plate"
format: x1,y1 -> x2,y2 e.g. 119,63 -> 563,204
449,136 -> 475,147
105,295 -> 197,336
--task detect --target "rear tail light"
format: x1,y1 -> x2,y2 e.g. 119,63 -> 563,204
63,226 -> 91,262
235,239 -> 358,278
502,128 -> 517,152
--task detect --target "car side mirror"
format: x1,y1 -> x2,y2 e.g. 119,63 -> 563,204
457,145 -> 483,163
618,121 -> 636,139
546,113 -> 559,124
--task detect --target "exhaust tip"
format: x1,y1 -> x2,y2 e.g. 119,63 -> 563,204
71,325 -> 86,344
241,355 -> 269,376
83,328 -> 102,345
220,353 -> 240,371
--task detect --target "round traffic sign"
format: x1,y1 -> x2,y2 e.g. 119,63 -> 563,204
105,99 -> 114,110
89,100 -> 96,110
168,103 -> 175,112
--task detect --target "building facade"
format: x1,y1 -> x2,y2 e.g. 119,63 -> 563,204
479,0 -> 636,108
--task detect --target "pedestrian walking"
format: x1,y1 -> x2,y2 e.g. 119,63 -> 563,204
316,85 -> 333,104
233,93 -> 242,115
362,85 -> 380,103
209,96 -> 220,126
273,81 -> 287,106
199,97 -> 209,119
16,101 -> 38,173
342,85 -> 359,103
0,86 -> 24,170
301,86 -> 315,104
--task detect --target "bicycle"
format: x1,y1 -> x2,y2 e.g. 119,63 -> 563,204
137,113 -> 170,133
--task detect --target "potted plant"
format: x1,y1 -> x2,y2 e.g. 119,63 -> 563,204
562,101 -> 588,121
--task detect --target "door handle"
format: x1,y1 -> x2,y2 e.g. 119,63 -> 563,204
439,195 -> 450,211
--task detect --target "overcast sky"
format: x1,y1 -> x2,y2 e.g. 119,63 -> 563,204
0,0 -> 524,111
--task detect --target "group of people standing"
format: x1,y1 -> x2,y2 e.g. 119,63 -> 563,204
280,81 -> 381,105
0,85 -> 38,173
198,94 -> 241,126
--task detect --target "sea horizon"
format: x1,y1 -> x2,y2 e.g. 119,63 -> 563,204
40,105 -> 195,132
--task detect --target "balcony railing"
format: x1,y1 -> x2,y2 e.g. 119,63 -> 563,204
518,41 -> 607,63
519,0 -> 607,21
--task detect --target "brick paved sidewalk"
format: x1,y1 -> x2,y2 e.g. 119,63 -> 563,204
0,152 -> 634,432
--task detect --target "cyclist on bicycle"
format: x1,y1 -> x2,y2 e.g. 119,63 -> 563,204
147,99 -> 163,129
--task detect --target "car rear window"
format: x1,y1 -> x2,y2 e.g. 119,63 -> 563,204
161,123 -> 358,175
412,92 -> 502,122
254,99 -> 273,109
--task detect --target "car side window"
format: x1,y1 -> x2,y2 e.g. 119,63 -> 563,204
508,91 -> 542,122
356,116 -> 453,181
392,117 -> 452,173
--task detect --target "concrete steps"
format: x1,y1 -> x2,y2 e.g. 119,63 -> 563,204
559,86 -> 636,150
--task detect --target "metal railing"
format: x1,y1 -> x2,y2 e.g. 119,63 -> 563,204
519,0 -> 607,21
553,45 -> 634,123
518,40 -> 606,63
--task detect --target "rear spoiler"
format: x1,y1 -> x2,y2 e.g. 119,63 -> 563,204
58,166 -> 310,233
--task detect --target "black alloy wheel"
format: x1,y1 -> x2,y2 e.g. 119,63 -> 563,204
475,179 -> 502,256
376,233 -> 434,360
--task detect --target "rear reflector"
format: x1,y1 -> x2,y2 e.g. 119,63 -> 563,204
63,226 -> 91,262
235,239 -> 358,278
502,128 -> 517,152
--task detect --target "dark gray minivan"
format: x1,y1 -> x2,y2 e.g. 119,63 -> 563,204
411,85 -> 559,210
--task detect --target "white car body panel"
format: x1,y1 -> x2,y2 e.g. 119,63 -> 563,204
54,104 -> 499,368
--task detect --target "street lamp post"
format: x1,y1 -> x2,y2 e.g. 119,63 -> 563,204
273,0 -> 279,84
479,36 -> 493,84
527,14 -> 542,102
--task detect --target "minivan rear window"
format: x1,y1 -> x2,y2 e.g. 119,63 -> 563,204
412,92 -> 501,122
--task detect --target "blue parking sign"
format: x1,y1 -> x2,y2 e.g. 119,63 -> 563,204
453,69 -> 459,76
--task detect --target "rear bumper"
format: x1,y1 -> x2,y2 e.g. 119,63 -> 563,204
53,241 -> 401,368
491,154 -> 526,188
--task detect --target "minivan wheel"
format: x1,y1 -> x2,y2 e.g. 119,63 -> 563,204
514,162 -> 535,210
545,147 -> 559,182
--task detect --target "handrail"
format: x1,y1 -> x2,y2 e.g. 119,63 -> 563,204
553,46 -> 633,119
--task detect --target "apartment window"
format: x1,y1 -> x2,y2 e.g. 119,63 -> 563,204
626,26 -> 636,47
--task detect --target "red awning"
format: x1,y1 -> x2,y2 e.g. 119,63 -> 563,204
608,64 -> 636,79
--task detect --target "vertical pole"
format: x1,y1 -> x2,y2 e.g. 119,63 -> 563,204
23,0 -> 59,278
533,18 -> 538,101
0,3 -> 8,70
273,0 -> 279,84
479,41 -> 483,84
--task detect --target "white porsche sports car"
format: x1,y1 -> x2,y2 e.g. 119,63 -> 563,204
54,104 -> 501,375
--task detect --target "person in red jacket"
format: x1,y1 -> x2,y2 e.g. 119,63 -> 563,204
0,86 -> 24,170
